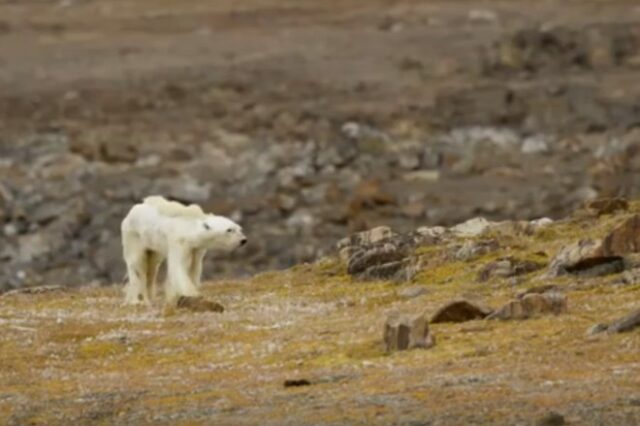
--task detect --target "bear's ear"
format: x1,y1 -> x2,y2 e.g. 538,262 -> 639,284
203,222 -> 211,230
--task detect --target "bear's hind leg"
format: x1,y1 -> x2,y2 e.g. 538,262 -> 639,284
146,250 -> 162,300
123,239 -> 151,305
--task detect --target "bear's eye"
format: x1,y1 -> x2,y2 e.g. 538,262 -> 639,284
203,223 -> 211,230
226,228 -> 233,233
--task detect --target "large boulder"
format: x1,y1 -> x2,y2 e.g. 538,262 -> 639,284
384,311 -> 435,352
340,226 -> 431,282
487,293 -> 567,320
431,300 -> 493,323
547,215 -> 640,277
590,309 -> 640,335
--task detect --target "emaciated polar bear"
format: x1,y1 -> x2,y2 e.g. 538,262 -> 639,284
121,196 -> 247,305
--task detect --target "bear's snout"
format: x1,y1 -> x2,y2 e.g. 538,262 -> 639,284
240,238 -> 247,246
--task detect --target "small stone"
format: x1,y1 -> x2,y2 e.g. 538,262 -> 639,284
402,170 -> 440,182
415,226 -> 447,240
606,309 -> 640,333
284,379 -> 311,388
515,284 -> 559,299
467,9 -> 498,23
348,226 -> 396,247
176,296 -> 224,313
99,141 -> 138,163
536,411 -> 565,426
397,286 -> 428,299
599,214 -> 640,256
384,311 -> 434,352
529,217 -> 553,230
3,223 -> 18,237
348,243 -> 408,276
455,239 -> 500,261
451,217 -> 492,238
547,239 -> 621,277
431,300 -> 493,323
521,135 -> 550,154
1,284 -> 64,297
477,257 -> 544,282
586,323 -> 609,336
487,293 -> 567,320
617,268 -> 640,285
585,197 -> 629,216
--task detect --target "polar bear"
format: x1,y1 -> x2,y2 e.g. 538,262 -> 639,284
121,196 -> 247,305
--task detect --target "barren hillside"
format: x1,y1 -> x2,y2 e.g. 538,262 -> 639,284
2,201 -> 640,425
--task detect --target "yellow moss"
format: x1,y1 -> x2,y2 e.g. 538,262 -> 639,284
78,340 -> 128,359
344,339 -> 387,360
1,205 -> 640,424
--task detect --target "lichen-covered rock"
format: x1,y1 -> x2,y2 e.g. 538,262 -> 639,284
450,217 -> 493,238
384,311 -> 434,352
547,239 -> 620,277
482,24 -> 640,75
347,242 -> 410,276
548,215 -> 640,278
477,257 -> 545,282
486,293 -> 567,320
599,214 -> 640,256
341,226 -> 429,282
337,226 -> 398,262
515,285 -> 560,299
585,197 -> 629,216
176,296 -> 224,313
606,309 -> 640,333
431,300 -> 493,323
454,239 -> 500,261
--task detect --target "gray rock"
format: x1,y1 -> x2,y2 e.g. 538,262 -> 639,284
549,215 -> 640,278
585,198 -> 629,216
478,257 -> 545,282
536,411 -> 565,426
487,293 -> 567,320
521,134 -> 550,154
343,227 -> 423,282
450,217 -> 493,238
454,239 -> 500,261
607,309 -> 640,333
431,300 -> 493,323
415,226 -> 447,240
397,286 -> 428,299
616,268 -> 640,285
586,323 -> 609,336
547,239 -> 611,277
515,285 -> 560,299
384,311 -> 435,352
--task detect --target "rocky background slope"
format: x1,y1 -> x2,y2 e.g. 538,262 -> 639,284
3,0 -> 640,292
1,199 -> 639,425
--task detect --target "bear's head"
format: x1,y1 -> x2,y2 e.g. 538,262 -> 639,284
199,214 -> 247,252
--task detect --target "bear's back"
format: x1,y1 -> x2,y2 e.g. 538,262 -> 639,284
143,196 -> 206,219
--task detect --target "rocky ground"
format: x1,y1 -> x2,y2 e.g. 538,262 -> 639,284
3,0 -> 640,290
1,200 -> 640,425
1,2 -> 640,422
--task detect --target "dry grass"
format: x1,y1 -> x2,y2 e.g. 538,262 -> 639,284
1,210 -> 640,425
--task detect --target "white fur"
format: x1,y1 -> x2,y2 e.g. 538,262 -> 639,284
121,196 -> 246,305
143,195 -> 206,219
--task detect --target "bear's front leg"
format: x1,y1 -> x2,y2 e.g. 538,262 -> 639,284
189,249 -> 206,289
166,244 -> 200,302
